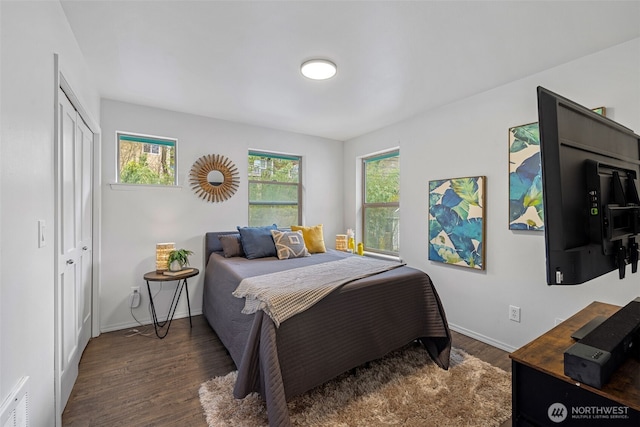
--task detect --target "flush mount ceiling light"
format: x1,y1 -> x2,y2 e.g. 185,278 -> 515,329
300,59 -> 337,80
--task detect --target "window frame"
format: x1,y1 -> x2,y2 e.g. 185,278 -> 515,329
361,149 -> 400,256
248,150 -> 302,226
116,131 -> 178,186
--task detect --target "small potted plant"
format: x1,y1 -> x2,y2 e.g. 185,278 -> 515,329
167,248 -> 194,272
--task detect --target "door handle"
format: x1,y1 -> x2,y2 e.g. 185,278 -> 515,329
82,246 -> 88,250
66,259 -> 74,265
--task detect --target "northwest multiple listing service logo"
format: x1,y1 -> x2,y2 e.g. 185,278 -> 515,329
548,403 -> 631,423
548,403 -> 568,423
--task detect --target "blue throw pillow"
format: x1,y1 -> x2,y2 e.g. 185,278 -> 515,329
237,224 -> 278,259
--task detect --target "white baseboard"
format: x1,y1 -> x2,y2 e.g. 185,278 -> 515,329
99,309 -> 203,334
449,322 -> 518,353
103,314 -> 515,353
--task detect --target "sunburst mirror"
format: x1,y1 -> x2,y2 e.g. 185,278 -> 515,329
189,154 -> 239,202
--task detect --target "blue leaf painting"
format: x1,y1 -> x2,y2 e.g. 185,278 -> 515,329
428,176 -> 485,270
509,123 -> 544,230
509,108 -> 603,231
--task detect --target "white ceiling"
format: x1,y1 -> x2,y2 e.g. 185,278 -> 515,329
60,1 -> 640,141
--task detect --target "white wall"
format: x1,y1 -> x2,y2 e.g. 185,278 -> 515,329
344,38 -> 640,352
0,1 -> 100,425
99,100 -> 344,331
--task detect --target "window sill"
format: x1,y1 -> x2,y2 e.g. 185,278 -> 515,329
364,251 -> 402,263
109,183 -> 183,191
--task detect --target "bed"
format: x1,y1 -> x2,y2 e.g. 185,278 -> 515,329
202,231 -> 451,427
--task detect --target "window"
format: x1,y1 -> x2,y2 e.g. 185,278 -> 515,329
117,132 -> 176,185
248,151 -> 301,227
362,150 -> 399,255
143,143 -> 160,155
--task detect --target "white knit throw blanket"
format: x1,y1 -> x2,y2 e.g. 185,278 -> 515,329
232,256 -> 404,327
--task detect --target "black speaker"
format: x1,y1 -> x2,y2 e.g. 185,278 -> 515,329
564,297 -> 640,389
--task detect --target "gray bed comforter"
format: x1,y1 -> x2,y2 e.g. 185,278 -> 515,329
202,233 -> 451,427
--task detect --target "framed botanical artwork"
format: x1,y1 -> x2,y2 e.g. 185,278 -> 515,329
428,176 -> 486,270
508,107 -> 605,230
508,121 -> 543,230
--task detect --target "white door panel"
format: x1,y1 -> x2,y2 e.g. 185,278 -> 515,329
61,101 -> 77,257
56,88 -> 93,420
78,118 -> 93,350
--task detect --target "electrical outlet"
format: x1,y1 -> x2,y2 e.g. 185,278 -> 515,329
129,287 -> 141,308
509,305 -> 521,323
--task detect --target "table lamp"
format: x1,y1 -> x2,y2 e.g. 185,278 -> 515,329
155,242 -> 175,273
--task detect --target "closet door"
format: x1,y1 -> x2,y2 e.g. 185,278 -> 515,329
77,117 -> 93,354
55,88 -> 93,416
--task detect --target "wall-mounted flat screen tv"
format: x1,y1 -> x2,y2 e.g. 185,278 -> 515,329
537,86 -> 640,285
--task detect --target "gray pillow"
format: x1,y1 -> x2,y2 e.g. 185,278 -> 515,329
271,229 -> 310,260
218,234 -> 245,258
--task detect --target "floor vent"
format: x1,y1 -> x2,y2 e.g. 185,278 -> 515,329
0,376 -> 29,427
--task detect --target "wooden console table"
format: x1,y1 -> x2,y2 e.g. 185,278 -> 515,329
510,301 -> 639,426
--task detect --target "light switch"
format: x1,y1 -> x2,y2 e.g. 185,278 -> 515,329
38,220 -> 46,248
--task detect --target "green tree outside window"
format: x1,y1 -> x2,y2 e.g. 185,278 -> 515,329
363,151 -> 399,255
248,151 -> 301,226
117,133 -> 176,185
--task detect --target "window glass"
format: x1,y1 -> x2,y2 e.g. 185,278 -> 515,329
248,151 -> 301,226
117,132 -> 176,185
363,151 -> 399,254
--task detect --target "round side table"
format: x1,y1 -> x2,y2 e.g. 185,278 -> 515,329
143,268 -> 199,339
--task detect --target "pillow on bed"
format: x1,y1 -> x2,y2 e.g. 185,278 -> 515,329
237,224 -> 278,259
291,224 -> 326,254
218,234 -> 245,258
270,229 -> 310,260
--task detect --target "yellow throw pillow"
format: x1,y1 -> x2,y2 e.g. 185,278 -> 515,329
291,224 -> 326,254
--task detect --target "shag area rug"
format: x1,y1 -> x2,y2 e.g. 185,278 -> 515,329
199,344 -> 511,427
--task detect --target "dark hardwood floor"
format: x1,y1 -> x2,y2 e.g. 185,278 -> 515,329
62,315 -> 512,426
